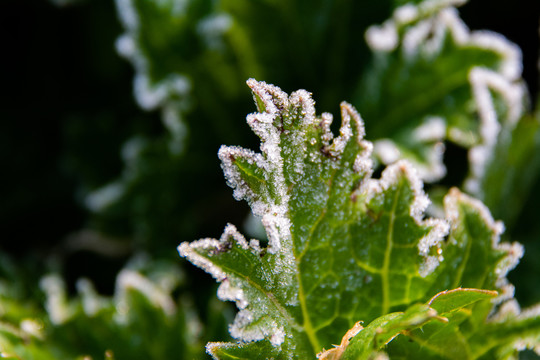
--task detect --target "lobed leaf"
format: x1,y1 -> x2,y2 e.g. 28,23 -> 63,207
179,80 -> 447,358
356,0 -> 525,183
179,79 -> 540,359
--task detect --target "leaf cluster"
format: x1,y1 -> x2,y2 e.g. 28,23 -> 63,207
2,0 -> 540,359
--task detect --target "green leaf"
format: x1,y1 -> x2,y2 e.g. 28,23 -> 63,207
478,113 -> 540,228
179,79 -> 449,358
0,259 -> 211,359
115,0 -> 231,109
479,304 -> 540,359
340,305 -> 438,360
387,300 -> 540,359
429,188 -> 523,305
383,191 -> 538,359
180,80 -> 540,359
427,288 -> 498,315
207,340 -> 282,360
337,288 -> 496,360
355,0 -> 525,183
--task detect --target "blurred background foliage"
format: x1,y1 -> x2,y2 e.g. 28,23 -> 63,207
2,0 -> 539,358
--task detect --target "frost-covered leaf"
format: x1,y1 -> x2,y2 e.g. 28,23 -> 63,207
383,190 -> 540,359
179,80 -> 540,359
179,80 -> 448,358
428,188 -> 522,304
106,0 -> 536,256
0,258 -> 216,359
115,0 -> 397,116
477,112 -> 540,228
356,0 -> 525,183
115,0 -> 231,111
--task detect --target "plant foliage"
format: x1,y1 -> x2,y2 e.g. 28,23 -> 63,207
179,79 -> 540,359
2,0 -> 539,359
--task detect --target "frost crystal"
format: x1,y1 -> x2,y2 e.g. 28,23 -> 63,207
178,238 -> 228,281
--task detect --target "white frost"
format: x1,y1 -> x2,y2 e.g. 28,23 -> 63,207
465,68 -> 525,195
270,326 -> 285,347
320,112 -> 334,146
77,278 -> 106,317
353,142 -> 374,176
221,79 -> 303,254
218,279 -> 248,310
444,188 -> 523,304
363,160 -> 449,277
85,181 -> 125,212
178,239 -> 227,281
115,269 -> 176,321
197,13 -> 232,50
178,220 -> 295,347
365,21 -> 398,52
374,139 -> 401,164
366,3 -> 525,184
327,104 -> 354,158
116,0 -> 193,111
365,1 -> 465,54
178,224 -> 257,317
413,117 -> 447,142
39,274 -> 73,325
418,217 -> 450,276
218,145 -> 268,214
229,310 -> 285,347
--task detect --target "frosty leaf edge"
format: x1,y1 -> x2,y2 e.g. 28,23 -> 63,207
365,0 -> 526,186
178,79 -> 455,357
